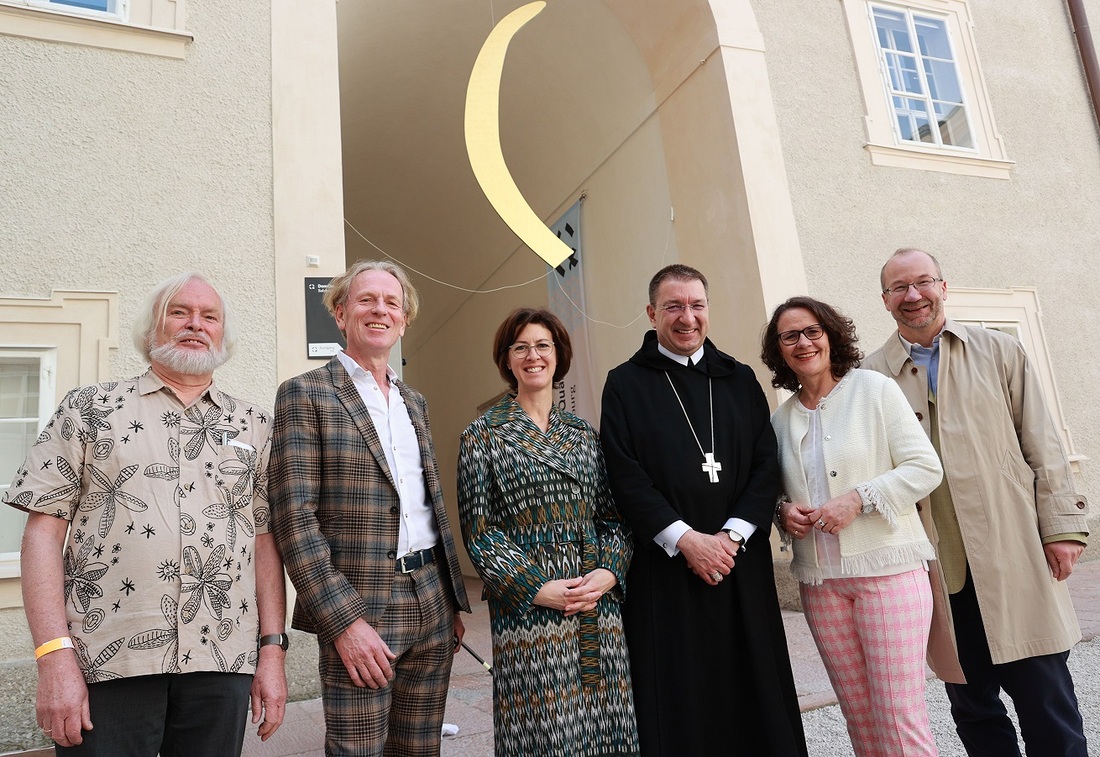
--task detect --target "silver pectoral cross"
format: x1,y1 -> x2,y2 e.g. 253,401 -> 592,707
701,452 -> 722,483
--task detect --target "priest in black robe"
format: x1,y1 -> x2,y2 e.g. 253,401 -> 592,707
600,264 -> 807,756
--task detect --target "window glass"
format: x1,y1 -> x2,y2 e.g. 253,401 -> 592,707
0,357 -> 47,555
872,5 -> 974,149
48,0 -> 112,11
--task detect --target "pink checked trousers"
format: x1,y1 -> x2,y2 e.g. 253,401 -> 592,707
800,568 -> 937,757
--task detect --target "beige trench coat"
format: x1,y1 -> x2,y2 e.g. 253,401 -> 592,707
864,320 -> 1089,683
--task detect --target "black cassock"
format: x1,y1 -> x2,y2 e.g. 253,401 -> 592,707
601,332 -> 807,756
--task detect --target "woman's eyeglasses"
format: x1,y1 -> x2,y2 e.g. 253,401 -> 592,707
778,324 -> 824,346
508,341 -> 555,358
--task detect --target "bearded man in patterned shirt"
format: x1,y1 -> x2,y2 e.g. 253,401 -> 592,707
4,273 -> 287,755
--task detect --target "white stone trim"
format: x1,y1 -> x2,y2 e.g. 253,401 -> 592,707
0,0 -> 190,59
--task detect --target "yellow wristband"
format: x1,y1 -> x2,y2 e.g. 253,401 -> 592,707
34,637 -> 74,660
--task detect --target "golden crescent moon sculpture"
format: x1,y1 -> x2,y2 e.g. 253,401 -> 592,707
465,1 -> 573,268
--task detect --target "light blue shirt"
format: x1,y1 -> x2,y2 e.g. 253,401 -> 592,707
901,333 -> 941,396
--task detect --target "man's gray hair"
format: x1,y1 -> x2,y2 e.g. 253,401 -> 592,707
880,247 -> 944,289
323,259 -> 420,326
132,272 -> 237,360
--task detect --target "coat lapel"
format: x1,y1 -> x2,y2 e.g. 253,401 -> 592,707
487,397 -> 585,483
327,358 -> 398,491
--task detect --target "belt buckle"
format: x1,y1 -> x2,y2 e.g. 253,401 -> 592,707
397,549 -> 430,574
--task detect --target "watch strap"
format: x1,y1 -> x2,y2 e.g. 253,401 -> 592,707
259,633 -> 289,651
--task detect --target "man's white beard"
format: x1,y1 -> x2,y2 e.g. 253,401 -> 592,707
149,332 -> 229,376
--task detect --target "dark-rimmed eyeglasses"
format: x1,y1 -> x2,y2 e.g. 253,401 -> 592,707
508,341 -> 555,358
778,324 -> 824,346
882,277 -> 943,297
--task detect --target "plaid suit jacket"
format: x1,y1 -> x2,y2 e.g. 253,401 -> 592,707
269,357 -> 469,643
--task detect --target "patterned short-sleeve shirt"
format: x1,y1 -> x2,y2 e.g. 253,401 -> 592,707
3,370 -> 271,682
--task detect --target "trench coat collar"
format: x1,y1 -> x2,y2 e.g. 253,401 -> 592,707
879,318 -> 970,376
629,330 -> 740,378
484,395 -> 587,483
326,356 -> 399,491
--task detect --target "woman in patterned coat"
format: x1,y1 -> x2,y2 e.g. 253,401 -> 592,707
457,308 -> 639,756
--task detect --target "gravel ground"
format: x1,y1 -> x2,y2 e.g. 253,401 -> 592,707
802,637 -> 1100,756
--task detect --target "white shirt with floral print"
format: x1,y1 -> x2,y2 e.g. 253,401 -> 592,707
4,370 -> 271,682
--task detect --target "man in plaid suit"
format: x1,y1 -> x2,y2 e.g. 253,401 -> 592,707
270,260 -> 470,756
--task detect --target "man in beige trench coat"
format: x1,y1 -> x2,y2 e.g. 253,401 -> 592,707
864,248 -> 1089,757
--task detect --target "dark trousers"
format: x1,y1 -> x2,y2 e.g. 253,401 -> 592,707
945,571 -> 1087,757
57,671 -> 252,757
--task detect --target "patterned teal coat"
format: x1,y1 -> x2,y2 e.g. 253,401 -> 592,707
457,396 -> 639,756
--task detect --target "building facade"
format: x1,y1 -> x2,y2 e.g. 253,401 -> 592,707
1,0 -> 1096,749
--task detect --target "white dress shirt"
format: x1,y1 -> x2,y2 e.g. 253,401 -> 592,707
652,342 -> 757,557
337,350 -> 440,555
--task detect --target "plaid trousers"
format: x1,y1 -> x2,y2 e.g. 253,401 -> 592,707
319,560 -> 455,757
801,568 -> 937,757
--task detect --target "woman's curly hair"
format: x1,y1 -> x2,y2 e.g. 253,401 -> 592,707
760,296 -> 863,393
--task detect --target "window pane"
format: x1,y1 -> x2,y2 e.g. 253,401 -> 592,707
0,505 -> 26,554
935,101 -> 973,147
874,8 -> 912,52
0,359 -> 38,419
0,421 -> 39,485
914,16 -> 952,59
50,0 -> 110,10
873,4 -> 976,151
892,54 -> 923,94
893,97 -> 934,142
0,355 -> 45,556
0,421 -> 39,553
924,59 -> 964,102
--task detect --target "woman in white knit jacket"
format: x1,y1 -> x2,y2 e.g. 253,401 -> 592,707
761,296 -> 943,757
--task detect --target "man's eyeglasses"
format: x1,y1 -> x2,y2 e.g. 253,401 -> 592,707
657,303 -> 707,315
882,277 -> 944,297
508,341 -> 555,358
778,324 -> 825,346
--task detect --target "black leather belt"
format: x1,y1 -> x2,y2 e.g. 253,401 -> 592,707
396,547 -> 436,574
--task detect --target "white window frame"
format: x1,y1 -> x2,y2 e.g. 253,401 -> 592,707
0,289 -> 116,602
28,0 -> 126,23
0,347 -> 57,578
0,0 -> 191,59
946,286 -> 1085,471
841,0 -> 1014,178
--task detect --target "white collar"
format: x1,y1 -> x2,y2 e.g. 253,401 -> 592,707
657,342 -> 705,367
336,349 -> 398,384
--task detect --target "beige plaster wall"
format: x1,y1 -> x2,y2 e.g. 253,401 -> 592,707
0,0 -> 278,408
750,0 -> 1100,502
0,1 -> 277,748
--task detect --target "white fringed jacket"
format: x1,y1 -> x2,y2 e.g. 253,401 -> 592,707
771,369 -> 942,585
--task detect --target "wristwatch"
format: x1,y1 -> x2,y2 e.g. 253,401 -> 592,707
722,529 -> 746,553
259,633 -> 290,651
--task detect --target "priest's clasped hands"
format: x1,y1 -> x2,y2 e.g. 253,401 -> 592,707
677,529 -> 739,586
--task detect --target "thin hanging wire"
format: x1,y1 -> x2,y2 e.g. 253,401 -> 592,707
344,214 -> 671,330
344,218 -> 550,294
